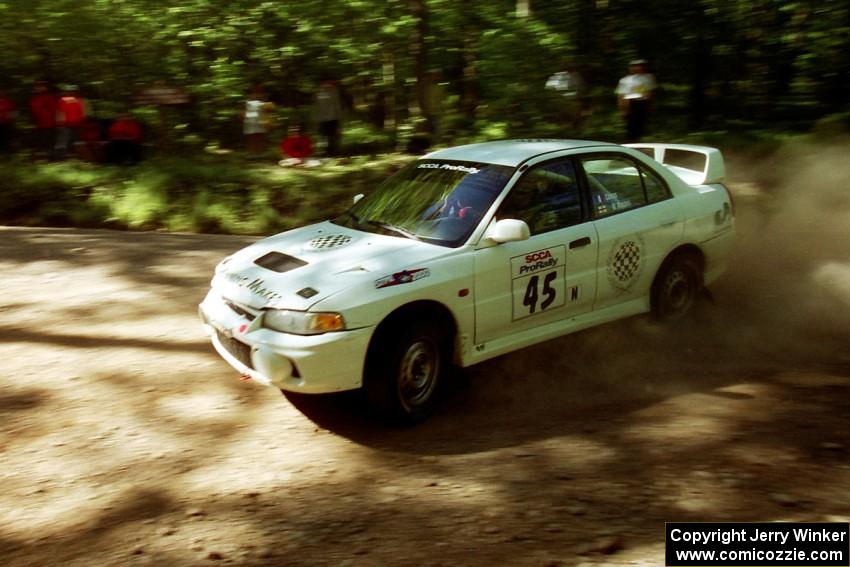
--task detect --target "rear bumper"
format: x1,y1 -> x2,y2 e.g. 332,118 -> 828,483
199,290 -> 372,394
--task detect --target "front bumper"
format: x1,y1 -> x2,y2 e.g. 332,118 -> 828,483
199,290 -> 372,393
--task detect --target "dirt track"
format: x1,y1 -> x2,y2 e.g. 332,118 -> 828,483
1,166 -> 849,565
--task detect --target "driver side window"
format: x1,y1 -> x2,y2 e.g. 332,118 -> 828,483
497,160 -> 583,236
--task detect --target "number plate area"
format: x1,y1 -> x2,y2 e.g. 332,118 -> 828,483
510,245 -> 566,321
215,329 -> 254,369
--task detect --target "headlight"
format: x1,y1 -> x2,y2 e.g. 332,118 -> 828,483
263,309 -> 345,335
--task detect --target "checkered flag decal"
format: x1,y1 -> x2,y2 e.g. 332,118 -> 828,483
611,241 -> 640,283
310,234 -> 352,249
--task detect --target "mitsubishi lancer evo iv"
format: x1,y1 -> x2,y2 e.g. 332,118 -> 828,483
199,139 -> 735,422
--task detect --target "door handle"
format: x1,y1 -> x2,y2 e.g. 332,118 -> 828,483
569,236 -> 592,249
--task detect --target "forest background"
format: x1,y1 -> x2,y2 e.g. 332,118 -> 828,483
1,0 -> 848,234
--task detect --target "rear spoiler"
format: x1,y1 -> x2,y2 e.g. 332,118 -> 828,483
625,143 -> 725,186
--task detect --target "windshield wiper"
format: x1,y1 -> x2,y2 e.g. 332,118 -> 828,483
334,210 -> 360,226
365,219 -> 421,241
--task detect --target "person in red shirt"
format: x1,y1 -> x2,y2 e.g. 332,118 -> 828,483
0,89 -> 17,154
279,125 -> 314,166
106,113 -> 144,164
29,81 -> 57,157
55,85 -> 87,158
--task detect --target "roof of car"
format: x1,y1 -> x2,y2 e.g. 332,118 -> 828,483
424,139 -> 617,167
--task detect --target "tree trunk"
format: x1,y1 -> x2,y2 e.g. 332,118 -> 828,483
459,5 -> 479,123
410,0 -> 428,123
688,7 -> 711,130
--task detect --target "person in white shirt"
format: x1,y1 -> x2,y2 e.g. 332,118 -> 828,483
615,59 -> 657,141
546,63 -> 588,133
243,86 -> 273,156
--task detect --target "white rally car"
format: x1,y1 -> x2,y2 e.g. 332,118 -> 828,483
200,140 -> 734,422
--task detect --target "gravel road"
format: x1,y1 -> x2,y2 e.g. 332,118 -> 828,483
1,166 -> 849,566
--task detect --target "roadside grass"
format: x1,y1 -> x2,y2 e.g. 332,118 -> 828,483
1,125 -> 845,236
0,153 -> 411,235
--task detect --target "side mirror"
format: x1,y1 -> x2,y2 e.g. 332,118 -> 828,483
352,193 -> 364,205
485,218 -> 530,244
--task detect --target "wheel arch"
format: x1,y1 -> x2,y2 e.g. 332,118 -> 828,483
362,300 -> 458,422
366,300 -> 458,366
650,243 -> 705,318
656,243 -> 705,282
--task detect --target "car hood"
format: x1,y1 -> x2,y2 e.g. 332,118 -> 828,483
211,221 -> 445,310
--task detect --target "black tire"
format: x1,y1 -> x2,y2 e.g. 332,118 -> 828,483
651,254 -> 702,321
364,318 -> 448,424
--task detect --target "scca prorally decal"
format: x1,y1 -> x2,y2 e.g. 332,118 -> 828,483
224,272 -> 284,302
375,268 -> 430,289
606,235 -> 644,293
517,249 -> 556,275
417,163 -> 480,174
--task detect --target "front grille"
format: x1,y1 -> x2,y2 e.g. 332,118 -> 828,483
216,330 -> 253,369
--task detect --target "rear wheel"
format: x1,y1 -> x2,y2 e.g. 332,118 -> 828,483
651,255 -> 702,321
365,319 -> 447,424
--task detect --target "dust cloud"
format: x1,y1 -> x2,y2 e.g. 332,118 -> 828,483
720,142 -> 850,350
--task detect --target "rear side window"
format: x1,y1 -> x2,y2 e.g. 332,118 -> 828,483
583,157 -> 644,217
642,167 -> 671,203
581,156 -> 670,217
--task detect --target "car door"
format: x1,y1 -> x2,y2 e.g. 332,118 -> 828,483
473,158 -> 598,346
578,153 -> 684,312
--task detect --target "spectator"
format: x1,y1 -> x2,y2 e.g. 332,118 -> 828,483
77,117 -> 104,162
55,85 -> 87,158
243,85 -> 273,156
314,79 -> 342,157
545,63 -> 588,133
0,89 -> 16,154
106,113 -> 144,165
615,59 -> 657,142
29,81 -> 57,158
279,125 -> 314,166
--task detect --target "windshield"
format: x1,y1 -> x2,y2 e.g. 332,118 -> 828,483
333,159 -> 515,247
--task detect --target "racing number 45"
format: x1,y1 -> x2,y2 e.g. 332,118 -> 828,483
523,271 -> 557,314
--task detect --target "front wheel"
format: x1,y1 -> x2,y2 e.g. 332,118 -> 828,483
365,320 -> 447,424
651,255 -> 702,321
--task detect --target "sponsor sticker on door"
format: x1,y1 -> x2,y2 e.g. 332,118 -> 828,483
510,246 -> 568,321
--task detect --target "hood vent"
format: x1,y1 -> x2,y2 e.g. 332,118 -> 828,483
309,234 -> 352,250
254,251 -> 307,273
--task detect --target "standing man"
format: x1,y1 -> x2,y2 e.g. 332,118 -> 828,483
243,85 -> 273,157
55,85 -> 87,158
545,63 -> 587,133
615,59 -> 657,142
29,81 -> 57,158
314,79 -> 342,157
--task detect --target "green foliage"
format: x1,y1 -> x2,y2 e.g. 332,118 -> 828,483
0,0 -> 845,147
0,0 -> 848,235
0,154 -> 411,234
